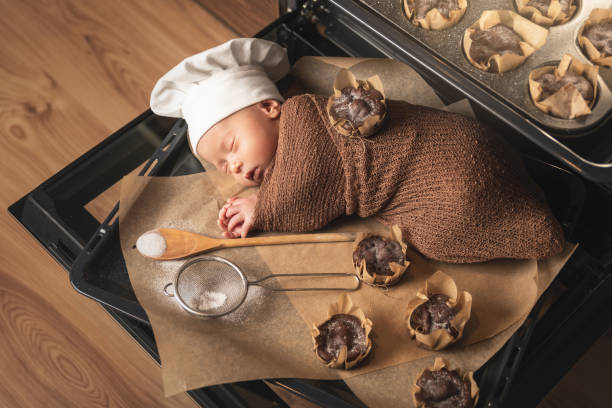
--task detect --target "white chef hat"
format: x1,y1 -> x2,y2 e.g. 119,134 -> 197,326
150,38 -> 290,156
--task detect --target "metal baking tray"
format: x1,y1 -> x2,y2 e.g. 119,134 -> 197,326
317,0 -> 612,186
66,115 -> 592,407
357,0 -> 612,135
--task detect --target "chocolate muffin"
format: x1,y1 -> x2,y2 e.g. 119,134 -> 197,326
352,235 -> 405,276
528,54 -> 598,119
527,0 -> 571,16
409,294 -> 459,338
584,19 -> 612,58
330,85 -> 386,132
315,314 -> 368,363
406,271 -> 473,350
535,72 -> 594,102
415,367 -> 475,408
411,0 -> 459,19
469,24 -> 523,66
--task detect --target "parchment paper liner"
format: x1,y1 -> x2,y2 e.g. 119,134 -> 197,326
403,0 -> 467,30
406,271 -> 473,351
529,54 -> 599,119
326,68 -> 386,138
463,10 -> 549,73
117,57 -> 577,400
413,357 -> 479,408
515,0 -> 576,27
311,293 -> 373,369
352,224 -> 409,286
578,9 -> 612,69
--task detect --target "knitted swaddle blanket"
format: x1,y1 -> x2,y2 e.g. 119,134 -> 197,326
253,94 -> 563,263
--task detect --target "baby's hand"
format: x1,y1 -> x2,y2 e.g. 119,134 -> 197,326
218,194 -> 257,238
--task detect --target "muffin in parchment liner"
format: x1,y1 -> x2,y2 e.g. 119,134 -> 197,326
463,10 -> 548,73
515,0 -> 577,27
403,0 -> 468,31
326,69 -> 387,138
406,271 -> 472,351
578,9 -> 612,69
529,54 -> 599,119
311,293 -> 373,369
352,225 -> 409,287
413,357 -> 479,408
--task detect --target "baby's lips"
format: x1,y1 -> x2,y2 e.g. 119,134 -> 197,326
244,169 -> 253,181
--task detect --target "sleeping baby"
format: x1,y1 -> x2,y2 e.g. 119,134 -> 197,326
150,38 -> 563,263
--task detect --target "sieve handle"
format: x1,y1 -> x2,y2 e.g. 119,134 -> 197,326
250,273 -> 360,292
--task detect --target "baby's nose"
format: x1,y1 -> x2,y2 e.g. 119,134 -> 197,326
229,160 -> 243,174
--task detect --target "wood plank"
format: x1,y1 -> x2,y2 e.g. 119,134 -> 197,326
195,0 -> 279,37
0,0 -> 242,406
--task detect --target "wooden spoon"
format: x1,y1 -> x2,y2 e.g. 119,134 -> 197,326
135,228 -> 357,260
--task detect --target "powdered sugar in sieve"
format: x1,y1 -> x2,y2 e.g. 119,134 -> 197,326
198,291 -> 227,310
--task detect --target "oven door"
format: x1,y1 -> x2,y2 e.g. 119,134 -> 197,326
9,4 -> 612,408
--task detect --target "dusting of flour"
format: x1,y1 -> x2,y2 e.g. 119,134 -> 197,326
136,230 -> 166,258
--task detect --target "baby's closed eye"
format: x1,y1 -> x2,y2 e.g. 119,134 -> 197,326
223,133 -> 235,152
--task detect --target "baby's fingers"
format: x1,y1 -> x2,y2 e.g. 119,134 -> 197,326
218,203 -> 231,224
225,220 -> 243,238
240,218 -> 254,238
218,204 -> 228,219
225,205 -> 241,219
227,213 -> 245,233
217,218 -> 229,232
223,230 -> 241,239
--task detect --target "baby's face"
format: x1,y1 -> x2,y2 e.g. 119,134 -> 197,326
196,100 -> 281,186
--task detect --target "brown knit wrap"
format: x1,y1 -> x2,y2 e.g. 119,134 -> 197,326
254,94 -> 564,263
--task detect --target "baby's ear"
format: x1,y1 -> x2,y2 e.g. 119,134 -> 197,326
258,99 -> 281,119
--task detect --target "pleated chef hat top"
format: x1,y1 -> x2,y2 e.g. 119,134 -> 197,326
150,38 -> 290,156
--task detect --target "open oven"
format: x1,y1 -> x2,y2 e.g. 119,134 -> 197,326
9,1 -> 612,406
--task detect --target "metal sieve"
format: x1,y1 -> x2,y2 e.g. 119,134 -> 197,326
163,256 -> 361,317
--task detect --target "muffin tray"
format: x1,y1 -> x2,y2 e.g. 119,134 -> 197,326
357,0 -> 612,135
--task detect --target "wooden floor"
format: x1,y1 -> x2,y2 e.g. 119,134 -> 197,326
0,0 -> 609,407
0,0 -> 266,407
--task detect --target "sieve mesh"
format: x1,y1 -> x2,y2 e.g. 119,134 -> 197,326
175,257 -> 248,316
